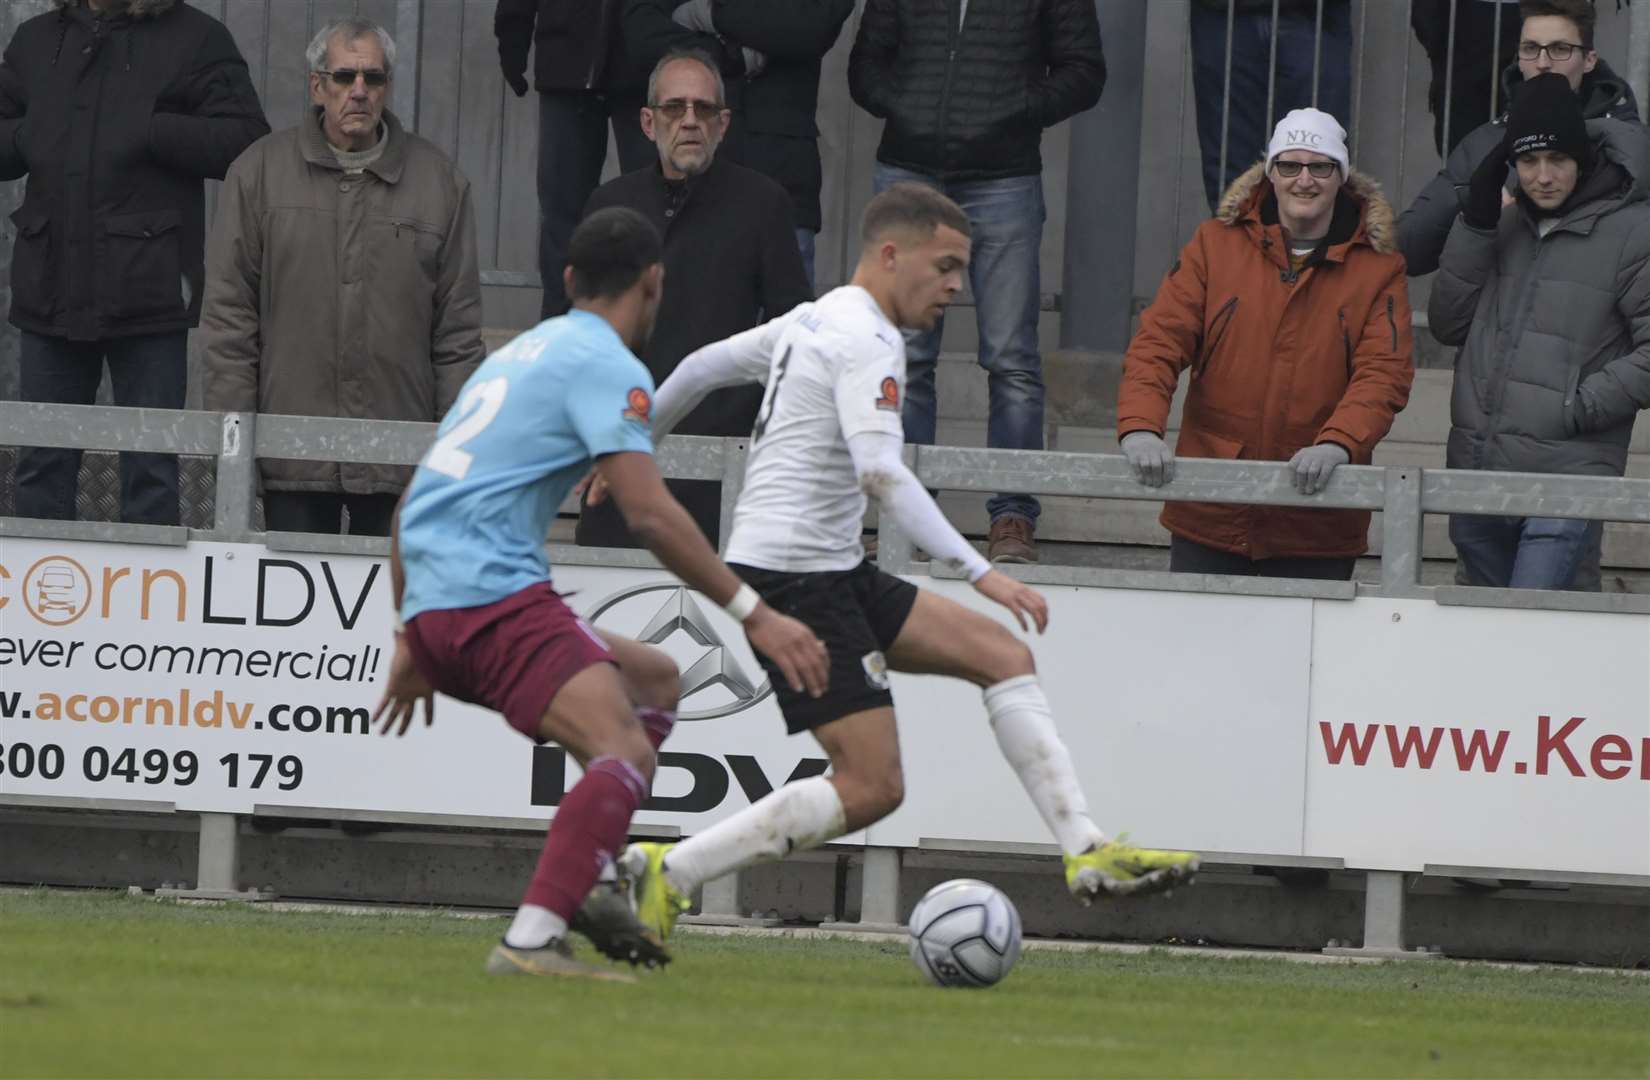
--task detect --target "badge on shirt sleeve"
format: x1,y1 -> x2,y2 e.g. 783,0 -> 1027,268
875,377 -> 900,412
623,387 -> 652,425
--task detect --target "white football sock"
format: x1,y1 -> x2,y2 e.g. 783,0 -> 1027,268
663,775 -> 847,894
984,674 -> 1106,856
503,904 -> 568,950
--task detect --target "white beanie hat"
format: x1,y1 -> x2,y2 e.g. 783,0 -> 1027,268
1265,108 -> 1349,176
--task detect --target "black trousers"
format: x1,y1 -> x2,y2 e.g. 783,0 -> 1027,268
574,478 -> 722,550
1169,535 -> 1356,581
16,329 -> 185,525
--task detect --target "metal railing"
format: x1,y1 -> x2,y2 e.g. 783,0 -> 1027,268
3,401 -> 1646,615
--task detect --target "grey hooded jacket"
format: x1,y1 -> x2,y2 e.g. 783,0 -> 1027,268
1429,119 -> 1650,479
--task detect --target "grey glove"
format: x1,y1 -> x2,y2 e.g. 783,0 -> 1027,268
672,0 -> 716,33
1288,442 -> 1349,494
1120,431 -> 1175,487
741,46 -> 768,78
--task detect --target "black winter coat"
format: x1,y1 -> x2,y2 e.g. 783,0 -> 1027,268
494,0 -> 638,95
575,156 -> 811,548
714,0 -> 854,233
848,0 -> 1105,182
0,0 -> 269,340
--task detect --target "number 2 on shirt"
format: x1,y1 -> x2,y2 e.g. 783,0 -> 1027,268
751,347 -> 792,443
425,377 -> 508,479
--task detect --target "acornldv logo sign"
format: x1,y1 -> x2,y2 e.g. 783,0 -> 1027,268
529,581 -> 826,811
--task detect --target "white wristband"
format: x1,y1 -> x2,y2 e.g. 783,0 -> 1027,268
723,583 -> 760,623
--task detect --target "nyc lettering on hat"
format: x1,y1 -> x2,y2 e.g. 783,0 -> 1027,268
1266,108 -> 1350,176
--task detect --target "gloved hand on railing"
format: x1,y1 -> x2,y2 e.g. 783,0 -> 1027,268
1120,431 -> 1175,487
1288,442 -> 1350,495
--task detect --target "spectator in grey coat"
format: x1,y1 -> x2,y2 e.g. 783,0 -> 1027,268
201,17 -> 484,537
1429,77 -> 1650,590
1397,0 -> 1642,278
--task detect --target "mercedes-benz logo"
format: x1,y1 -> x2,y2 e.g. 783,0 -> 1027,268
586,583 -> 773,720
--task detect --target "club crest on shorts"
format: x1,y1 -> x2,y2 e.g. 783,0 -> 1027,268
875,377 -> 900,412
862,649 -> 890,690
623,387 -> 652,424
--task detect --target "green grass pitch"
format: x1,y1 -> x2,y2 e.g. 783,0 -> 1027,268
2,889 -> 1646,1078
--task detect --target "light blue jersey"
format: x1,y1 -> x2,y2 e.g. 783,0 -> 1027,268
398,310 -> 655,621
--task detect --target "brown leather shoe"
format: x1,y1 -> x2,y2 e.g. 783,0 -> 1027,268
988,515 -> 1038,564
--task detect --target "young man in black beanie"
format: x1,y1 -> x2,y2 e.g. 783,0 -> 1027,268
1428,73 -> 1650,591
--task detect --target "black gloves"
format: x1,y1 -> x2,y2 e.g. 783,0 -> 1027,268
500,43 -> 530,98
1463,136 -> 1510,230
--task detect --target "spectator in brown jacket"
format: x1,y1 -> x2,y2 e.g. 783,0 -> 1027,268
1117,109 -> 1414,579
201,17 -> 484,536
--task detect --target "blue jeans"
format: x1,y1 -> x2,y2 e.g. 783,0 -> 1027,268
15,330 -> 185,525
1189,4 -> 1353,212
871,163 -> 1044,525
796,227 -> 816,293
1448,514 -> 1604,591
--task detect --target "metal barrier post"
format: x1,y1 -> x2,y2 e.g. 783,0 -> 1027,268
155,812 -> 274,902
214,412 -> 257,539
873,445 -> 918,573
718,440 -> 748,551
1380,466 -> 1425,596
1325,871 -> 1439,960
858,848 -> 903,930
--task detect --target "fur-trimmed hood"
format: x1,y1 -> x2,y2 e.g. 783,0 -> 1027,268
54,0 -> 178,19
1214,162 -> 1397,256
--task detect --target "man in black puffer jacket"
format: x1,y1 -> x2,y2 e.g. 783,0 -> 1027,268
848,0 -> 1104,565
0,0 -> 269,526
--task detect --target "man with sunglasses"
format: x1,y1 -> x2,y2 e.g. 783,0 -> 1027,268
0,0 -> 268,528
1398,0 -> 1642,279
1118,108 -> 1415,580
573,47 -> 810,551
202,17 -> 485,537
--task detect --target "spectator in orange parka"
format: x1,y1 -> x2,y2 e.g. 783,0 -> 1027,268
1116,108 -> 1414,580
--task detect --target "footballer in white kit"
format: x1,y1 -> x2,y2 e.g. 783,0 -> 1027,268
589,184 -> 1201,944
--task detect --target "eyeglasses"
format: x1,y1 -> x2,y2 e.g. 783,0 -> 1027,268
1518,40 -> 1584,62
649,99 -> 723,122
318,68 -> 389,88
1272,160 -> 1339,179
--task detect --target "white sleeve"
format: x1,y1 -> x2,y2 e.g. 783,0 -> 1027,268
651,318 -> 784,439
847,430 -> 992,583
832,336 -> 906,442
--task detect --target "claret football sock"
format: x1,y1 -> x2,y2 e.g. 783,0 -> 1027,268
636,706 -> 676,751
522,755 -> 648,924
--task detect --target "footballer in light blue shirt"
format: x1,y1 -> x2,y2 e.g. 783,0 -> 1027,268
397,308 -> 656,621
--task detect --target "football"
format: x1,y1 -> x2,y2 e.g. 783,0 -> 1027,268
907,878 -> 1023,988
